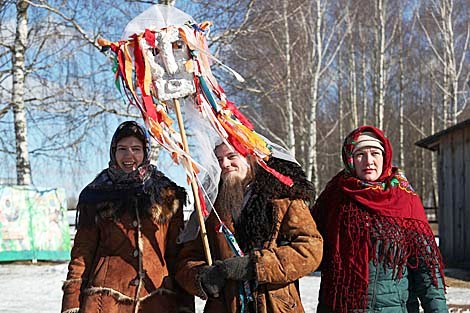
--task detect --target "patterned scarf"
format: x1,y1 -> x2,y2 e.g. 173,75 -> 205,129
311,126 -> 445,312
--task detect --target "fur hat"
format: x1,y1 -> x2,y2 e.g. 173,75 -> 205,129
352,131 -> 384,154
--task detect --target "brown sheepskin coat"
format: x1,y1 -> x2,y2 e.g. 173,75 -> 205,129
175,198 -> 323,313
61,173 -> 193,313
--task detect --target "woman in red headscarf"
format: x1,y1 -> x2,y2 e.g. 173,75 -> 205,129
311,126 -> 448,313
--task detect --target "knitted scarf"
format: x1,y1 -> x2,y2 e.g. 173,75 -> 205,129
311,126 -> 445,312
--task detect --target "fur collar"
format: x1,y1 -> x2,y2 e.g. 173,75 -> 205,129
76,167 -> 186,228
234,158 -> 314,252
253,157 -> 315,203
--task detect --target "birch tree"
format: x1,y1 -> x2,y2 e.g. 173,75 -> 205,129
373,0 -> 385,129
305,0 -> 346,196
282,0 -> 295,156
11,0 -> 31,185
417,0 -> 469,128
345,6 -> 358,130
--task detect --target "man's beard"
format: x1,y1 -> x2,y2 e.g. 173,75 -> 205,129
214,173 -> 250,223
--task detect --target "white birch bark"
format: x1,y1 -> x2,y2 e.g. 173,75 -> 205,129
12,0 -> 31,185
346,9 -> 358,129
376,0 -> 386,129
430,85 -> 439,207
441,1 -> 451,127
337,49 -> 344,164
359,27 -> 368,126
305,0 -> 346,197
398,17 -> 405,168
306,0 -> 322,195
283,0 -> 295,156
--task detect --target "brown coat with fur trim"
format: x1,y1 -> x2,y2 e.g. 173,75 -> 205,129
175,198 -> 323,313
61,185 -> 193,313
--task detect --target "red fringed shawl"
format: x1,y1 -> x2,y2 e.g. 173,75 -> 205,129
312,126 -> 445,312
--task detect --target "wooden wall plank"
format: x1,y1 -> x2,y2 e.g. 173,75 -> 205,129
439,135 -> 454,263
463,128 -> 470,267
452,129 -> 465,263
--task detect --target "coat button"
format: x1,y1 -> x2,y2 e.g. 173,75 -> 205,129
133,250 -> 139,257
132,220 -> 138,227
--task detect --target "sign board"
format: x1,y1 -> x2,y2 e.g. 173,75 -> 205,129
0,186 -> 71,261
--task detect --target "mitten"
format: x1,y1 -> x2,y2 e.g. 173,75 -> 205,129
221,256 -> 255,281
198,261 -> 227,298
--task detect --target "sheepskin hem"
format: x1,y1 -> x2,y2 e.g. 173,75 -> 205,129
62,308 -> 80,313
84,286 -> 175,304
141,287 -> 176,301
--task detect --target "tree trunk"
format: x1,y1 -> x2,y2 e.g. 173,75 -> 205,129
442,2 -> 450,129
376,0 -> 385,129
398,26 -> 404,168
360,29 -> 368,126
283,0 -> 295,156
338,50 -> 344,164
306,0 -> 322,197
347,18 -> 358,130
430,78 -> 439,207
12,0 -> 31,185
444,0 -> 458,125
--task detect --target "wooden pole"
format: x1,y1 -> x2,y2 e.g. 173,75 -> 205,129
173,98 -> 212,265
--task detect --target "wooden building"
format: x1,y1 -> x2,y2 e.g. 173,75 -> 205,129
416,119 -> 470,269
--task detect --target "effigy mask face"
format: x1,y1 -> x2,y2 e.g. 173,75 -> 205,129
143,26 -> 196,101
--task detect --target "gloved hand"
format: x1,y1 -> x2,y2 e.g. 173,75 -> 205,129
221,255 -> 255,281
198,261 -> 227,298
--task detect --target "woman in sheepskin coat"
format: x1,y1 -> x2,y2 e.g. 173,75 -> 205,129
61,121 -> 193,313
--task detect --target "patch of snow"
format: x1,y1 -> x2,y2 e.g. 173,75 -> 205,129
0,263 -> 468,313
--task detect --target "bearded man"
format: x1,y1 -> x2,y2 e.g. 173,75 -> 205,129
175,143 -> 323,313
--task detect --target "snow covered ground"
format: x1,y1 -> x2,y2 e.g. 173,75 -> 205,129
0,262 -> 469,313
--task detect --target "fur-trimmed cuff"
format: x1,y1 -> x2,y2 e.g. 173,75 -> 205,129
62,308 -> 80,313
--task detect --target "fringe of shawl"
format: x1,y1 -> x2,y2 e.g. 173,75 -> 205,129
320,201 -> 445,312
